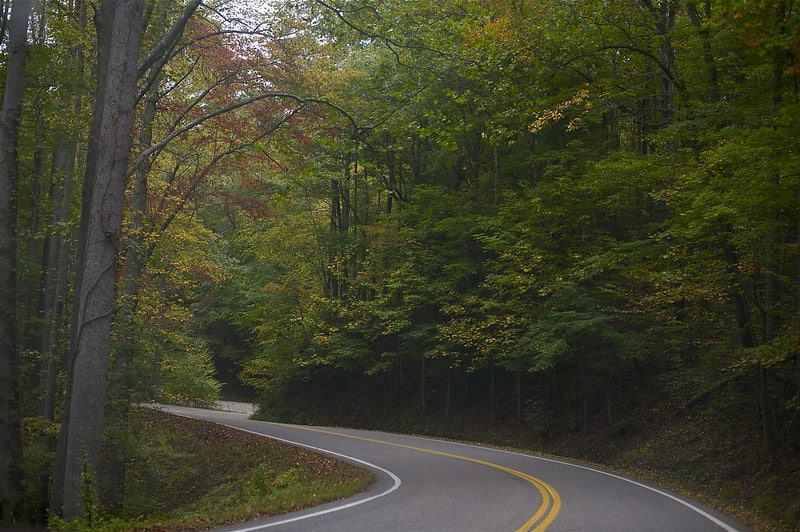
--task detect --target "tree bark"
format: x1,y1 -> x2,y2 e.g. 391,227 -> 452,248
687,1 -> 720,103
654,1 -> 676,152
420,354 -> 426,414
36,102 -> 80,521
19,94 -> 46,350
0,0 -> 31,524
105,83 -> 158,509
516,371 -> 522,425
50,0 -> 144,520
36,4 -> 86,518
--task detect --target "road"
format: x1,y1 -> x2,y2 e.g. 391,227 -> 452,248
162,405 -> 749,532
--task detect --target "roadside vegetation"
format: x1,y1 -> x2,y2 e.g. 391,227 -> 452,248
45,409 -> 373,531
253,380 -> 799,531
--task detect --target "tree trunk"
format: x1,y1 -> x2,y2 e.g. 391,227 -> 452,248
516,371 -> 522,425
655,1 -> 676,153
35,3 -> 86,504
0,0 -> 31,524
105,86 -> 158,509
721,240 -> 757,350
446,368 -> 451,420
687,1 -> 720,103
420,354 -> 426,414
38,134 -> 79,418
754,42 -> 789,459
38,0 -> 86,413
19,94 -> 46,351
36,107 -> 80,522
329,179 -> 339,298
490,364 -> 495,422
493,144 -> 500,204
50,0 -> 144,520
385,143 -> 395,215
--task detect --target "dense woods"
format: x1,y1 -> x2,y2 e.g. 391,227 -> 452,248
0,0 -> 799,528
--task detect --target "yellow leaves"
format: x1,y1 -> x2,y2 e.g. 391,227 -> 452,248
529,88 -> 592,134
486,14 -> 513,40
469,14 -> 514,45
459,10 -> 533,64
439,300 -> 522,359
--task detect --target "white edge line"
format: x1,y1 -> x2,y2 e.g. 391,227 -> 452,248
164,408 -> 742,532
224,426 -> 401,531
165,411 -> 402,532
408,434 -> 743,532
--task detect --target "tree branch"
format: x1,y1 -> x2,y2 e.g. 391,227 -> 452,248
128,91 -> 362,177
596,44 -> 686,93
312,0 -> 451,70
138,0 -> 202,79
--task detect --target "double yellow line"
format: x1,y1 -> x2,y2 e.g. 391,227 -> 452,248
290,425 -> 561,531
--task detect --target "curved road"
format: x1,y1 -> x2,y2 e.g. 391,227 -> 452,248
162,405 -> 749,532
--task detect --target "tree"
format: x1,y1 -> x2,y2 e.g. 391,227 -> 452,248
243,0 -> 795,449
50,0 -> 144,520
0,0 -> 31,523
0,0 -> 795,524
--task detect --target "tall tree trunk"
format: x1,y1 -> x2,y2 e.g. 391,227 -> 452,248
38,42 -> 85,419
656,1 -> 676,153
385,145 -> 395,215
0,0 -> 31,524
36,101 -> 81,522
516,371 -> 522,425
105,86 -> 158,509
327,178 -> 342,298
493,144 -> 500,204
19,94 -> 46,351
19,0 -> 52,355
688,1 -> 720,103
721,238 -> 757,349
754,33 -> 791,459
524,131 -> 540,185
36,2 -> 86,511
490,364 -> 495,422
420,353 -> 426,414
50,0 -> 144,520
446,368 -> 451,419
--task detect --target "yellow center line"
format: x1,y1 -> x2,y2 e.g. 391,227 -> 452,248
280,424 -> 561,531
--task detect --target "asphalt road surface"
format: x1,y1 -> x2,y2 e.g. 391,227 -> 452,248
161,405 -> 750,532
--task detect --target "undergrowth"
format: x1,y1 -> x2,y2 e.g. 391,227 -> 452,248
49,409 -> 373,531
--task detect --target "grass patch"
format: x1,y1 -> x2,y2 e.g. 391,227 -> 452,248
52,408 -> 373,531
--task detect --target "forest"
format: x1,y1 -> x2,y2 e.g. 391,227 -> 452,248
0,0 -> 799,528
